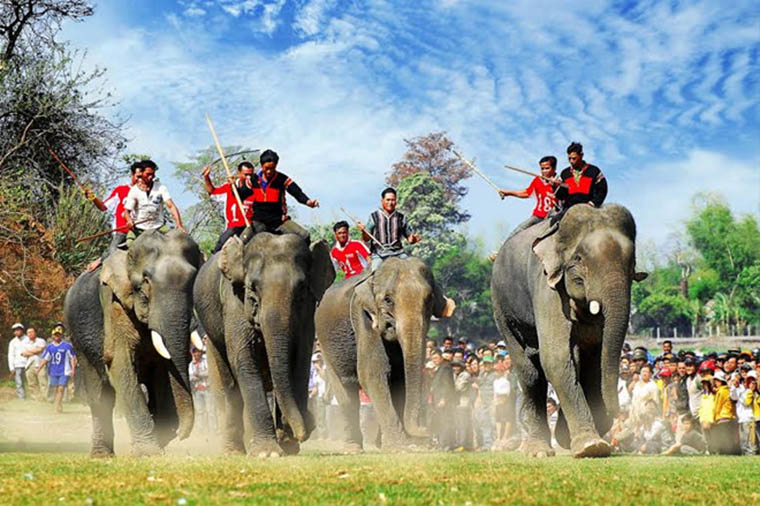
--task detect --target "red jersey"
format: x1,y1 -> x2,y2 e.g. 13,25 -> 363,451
210,182 -> 254,229
526,177 -> 557,218
330,240 -> 370,278
103,184 -> 132,233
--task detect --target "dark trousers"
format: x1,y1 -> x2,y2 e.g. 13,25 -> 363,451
212,226 -> 246,253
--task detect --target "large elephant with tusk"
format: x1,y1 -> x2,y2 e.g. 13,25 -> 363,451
491,204 -> 647,458
315,257 -> 455,452
64,230 -> 203,457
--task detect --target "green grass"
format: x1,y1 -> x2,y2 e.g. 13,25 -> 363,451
1,451 -> 758,505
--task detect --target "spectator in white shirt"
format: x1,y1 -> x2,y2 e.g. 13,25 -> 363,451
123,160 -> 185,235
7,323 -> 27,399
21,328 -> 48,401
631,364 -> 660,429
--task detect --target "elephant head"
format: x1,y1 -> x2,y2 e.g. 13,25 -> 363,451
533,204 -> 647,420
350,257 -> 451,438
102,230 -> 202,440
218,232 -> 334,442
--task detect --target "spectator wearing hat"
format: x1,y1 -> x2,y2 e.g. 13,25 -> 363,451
189,346 -> 211,431
737,371 -> 758,455
36,323 -> 76,413
452,359 -> 473,451
21,327 -> 48,401
710,370 -> 739,454
7,323 -> 27,400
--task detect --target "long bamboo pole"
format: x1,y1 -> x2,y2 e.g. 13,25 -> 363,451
205,115 -> 250,227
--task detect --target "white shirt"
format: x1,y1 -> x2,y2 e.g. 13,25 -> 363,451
618,377 -> 631,410
123,181 -> 172,231
8,336 -> 26,370
493,376 -> 511,396
21,336 -> 47,368
188,356 -> 209,391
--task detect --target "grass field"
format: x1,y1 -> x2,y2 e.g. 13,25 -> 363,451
2,396 -> 759,505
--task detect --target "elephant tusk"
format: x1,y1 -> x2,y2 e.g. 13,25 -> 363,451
151,330 -> 172,359
589,300 -> 601,315
190,330 -> 205,351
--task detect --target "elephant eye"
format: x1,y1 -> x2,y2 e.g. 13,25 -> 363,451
383,295 -> 393,306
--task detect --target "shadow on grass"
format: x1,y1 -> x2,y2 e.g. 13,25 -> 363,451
0,441 -> 90,453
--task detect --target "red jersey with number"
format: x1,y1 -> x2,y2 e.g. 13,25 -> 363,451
330,240 -> 370,278
526,177 -> 557,218
103,184 -> 132,233
210,182 -> 254,229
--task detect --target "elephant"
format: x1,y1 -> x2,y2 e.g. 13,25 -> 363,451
491,204 -> 647,458
193,232 -> 334,457
315,257 -> 455,451
64,230 -> 203,456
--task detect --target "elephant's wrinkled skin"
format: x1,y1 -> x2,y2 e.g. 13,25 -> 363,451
316,257 -> 452,451
491,204 -> 646,458
64,230 -> 202,456
193,233 -> 334,457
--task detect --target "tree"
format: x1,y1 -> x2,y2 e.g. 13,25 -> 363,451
0,0 -> 93,61
396,172 -> 463,265
386,132 -> 471,224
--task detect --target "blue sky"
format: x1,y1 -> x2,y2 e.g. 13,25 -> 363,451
62,0 -> 760,251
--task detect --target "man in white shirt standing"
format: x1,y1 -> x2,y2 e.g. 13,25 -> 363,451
122,160 -> 185,237
7,323 -> 27,400
21,327 -> 48,401
631,364 -> 660,429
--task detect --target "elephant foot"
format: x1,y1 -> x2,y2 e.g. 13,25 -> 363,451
131,441 -> 163,457
518,438 -> 555,458
89,448 -> 115,459
248,439 -> 285,458
571,434 -> 611,458
342,441 -> 363,455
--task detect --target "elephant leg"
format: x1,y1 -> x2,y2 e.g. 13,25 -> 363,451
206,337 -> 245,454
357,334 -> 406,449
323,359 -> 362,452
292,316 -> 316,438
500,325 -> 553,457
107,306 -> 162,456
537,317 -> 610,458
79,351 -> 115,457
227,337 -> 281,457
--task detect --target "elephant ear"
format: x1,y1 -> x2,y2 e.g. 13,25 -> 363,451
532,232 -> 564,289
218,235 -> 245,285
99,249 -> 133,309
349,274 -> 378,335
309,239 -> 335,301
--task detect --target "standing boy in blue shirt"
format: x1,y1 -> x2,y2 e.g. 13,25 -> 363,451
36,323 -> 76,413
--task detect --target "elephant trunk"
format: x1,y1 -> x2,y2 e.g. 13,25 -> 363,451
261,309 -> 307,442
152,300 -> 195,440
398,315 -> 429,439
600,281 -> 630,420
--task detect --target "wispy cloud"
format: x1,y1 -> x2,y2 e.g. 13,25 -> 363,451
61,0 -> 760,249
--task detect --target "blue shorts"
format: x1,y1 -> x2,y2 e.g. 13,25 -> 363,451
49,375 -> 69,386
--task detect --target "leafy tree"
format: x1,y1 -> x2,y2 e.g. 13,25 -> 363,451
636,292 -> 696,333
386,132 -> 471,224
396,172 -> 463,265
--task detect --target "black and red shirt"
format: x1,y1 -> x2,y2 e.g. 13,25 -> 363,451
237,171 -> 310,228
554,163 -> 607,209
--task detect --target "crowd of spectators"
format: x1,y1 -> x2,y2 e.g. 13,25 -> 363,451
6,321 -> 79,412
610,341 -> 760,456
308,337 -> 760,456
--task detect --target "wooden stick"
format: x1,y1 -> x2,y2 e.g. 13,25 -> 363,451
205,114 -> 251,228
503,164 -> 567,188
452,151 -> 502,193
75,219 -> 151,243
49,148 -> 86,191
340,207 -> 383,248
